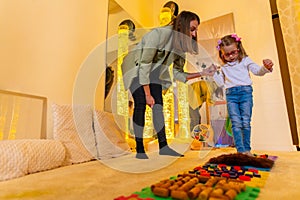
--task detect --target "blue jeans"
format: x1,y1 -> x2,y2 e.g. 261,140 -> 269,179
226,85 -> 253,153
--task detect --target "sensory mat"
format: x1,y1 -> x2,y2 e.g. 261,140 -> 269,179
114,153 -> 277,200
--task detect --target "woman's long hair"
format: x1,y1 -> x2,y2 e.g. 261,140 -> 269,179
172,11 -> 200,54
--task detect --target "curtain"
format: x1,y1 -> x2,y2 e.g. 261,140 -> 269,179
277,0 -> 300,143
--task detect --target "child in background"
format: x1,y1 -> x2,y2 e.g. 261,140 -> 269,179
212,33 -> 273,156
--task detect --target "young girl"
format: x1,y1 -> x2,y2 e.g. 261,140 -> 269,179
212,33 -> 273,156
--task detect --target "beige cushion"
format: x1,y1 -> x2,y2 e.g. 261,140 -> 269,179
0,139 -> 65,181
93,110 -> 131,159
52,104 -> 97,164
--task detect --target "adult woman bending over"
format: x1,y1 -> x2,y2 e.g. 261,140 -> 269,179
122,11 -> 214,159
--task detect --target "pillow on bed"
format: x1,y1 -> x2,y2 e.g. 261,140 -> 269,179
52,104 -> 97,164
0,139 -> 65,181
93,110 -> 131,159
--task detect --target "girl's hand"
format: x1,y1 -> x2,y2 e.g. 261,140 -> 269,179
263,59 -> 273,71
145,94 -> 155,108
186,64 -> 218,80
202,64 -> 218,76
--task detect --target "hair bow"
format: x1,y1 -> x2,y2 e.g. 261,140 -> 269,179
231,33 -> 241,42
216,39 -> 222,50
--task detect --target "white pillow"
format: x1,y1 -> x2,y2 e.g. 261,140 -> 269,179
52,104 -> 97,164
93,110 -> 131,159
0,139 -> 65,181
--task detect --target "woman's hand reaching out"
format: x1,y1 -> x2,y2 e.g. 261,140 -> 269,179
186,64 -> 218,80
202,64 -> 218,76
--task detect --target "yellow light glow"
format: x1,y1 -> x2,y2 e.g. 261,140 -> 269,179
159,7 -> 172,26
177,81 -> 190,138
117,25 -> 129,139
0,97 -> 8,140
8,97 -> 19,140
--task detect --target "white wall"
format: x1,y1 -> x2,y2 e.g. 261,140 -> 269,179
0,0 -> 108,137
